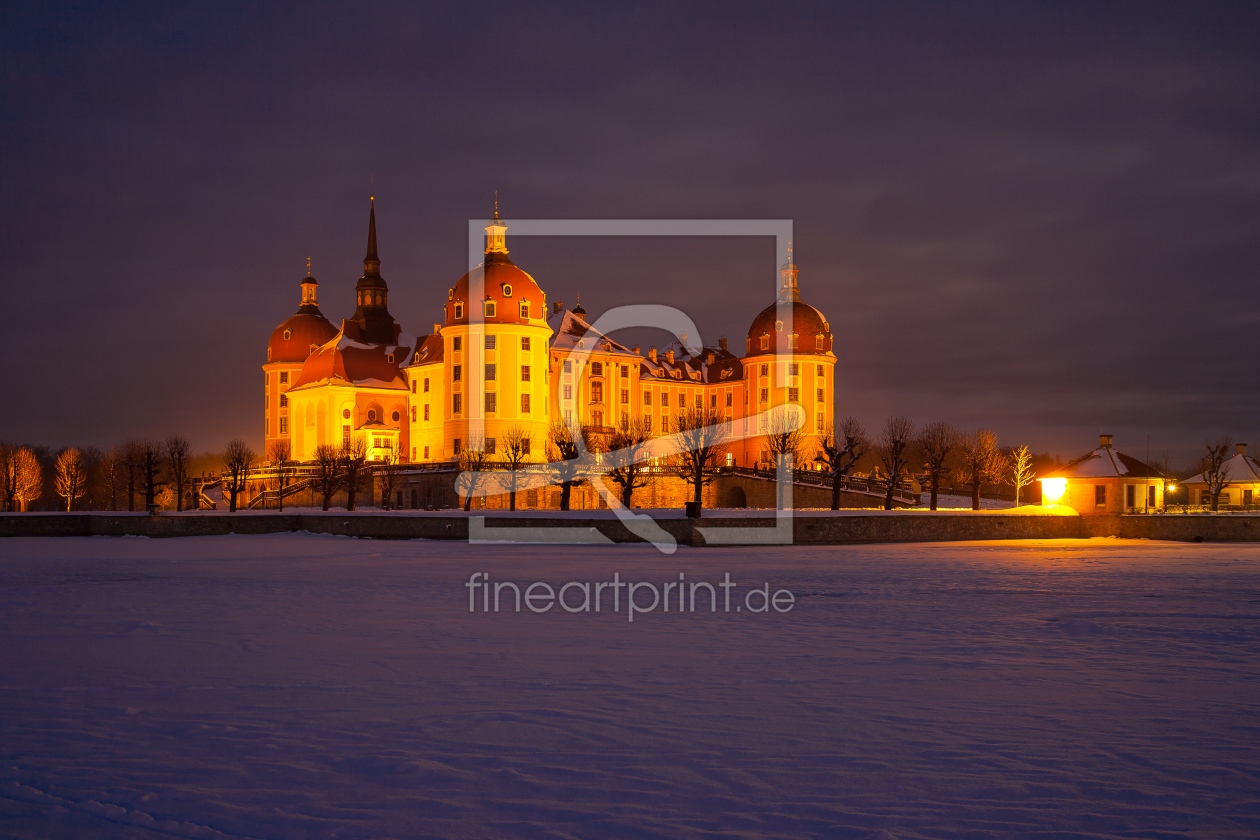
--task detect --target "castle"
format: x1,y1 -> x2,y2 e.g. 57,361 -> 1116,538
263,202 -> 836,472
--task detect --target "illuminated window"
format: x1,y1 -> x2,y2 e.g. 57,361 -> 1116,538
521,393 -> 531,413
485,335 -> 496,350
521,336 -> 530,351
485,393 -> 497,413
279,417 -> 288,434
519,302 -> 529,318
486,363 -> 496,381
521,365 -> 530,381
592,410 -> 604,427
454,303 -> 463,319
453,394 -> 462,414
279,371 -> 289,384
453,336 -> 462,352
592,382 -> 604,402
279,394 -> 288,407
788,388 -> 799,402
485,301 -> 496,317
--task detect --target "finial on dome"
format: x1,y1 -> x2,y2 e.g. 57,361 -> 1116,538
778,242 -> 800,301
494,190 -> 500,221
485,197 -> 509,255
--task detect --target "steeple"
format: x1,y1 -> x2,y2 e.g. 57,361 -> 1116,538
485,194 -> 509,255
777,241 -> 801,302
352,196 -> 397,344
297,256 -> 321,315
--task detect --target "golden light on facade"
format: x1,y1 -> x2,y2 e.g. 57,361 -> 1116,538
1039,477 -> 1068,504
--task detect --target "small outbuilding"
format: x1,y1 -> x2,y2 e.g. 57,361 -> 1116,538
1180,443 -> 1260,507
1039,435 -> 1165,515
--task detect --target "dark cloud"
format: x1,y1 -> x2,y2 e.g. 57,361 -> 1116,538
2,1 -> 1258,467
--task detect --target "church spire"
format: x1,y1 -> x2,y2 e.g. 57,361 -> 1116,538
364,195 -> 380,269
353,196 -> 396,344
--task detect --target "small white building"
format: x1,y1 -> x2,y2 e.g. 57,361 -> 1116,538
1039,435 -> 1165,515
1180,444 -> 1260,507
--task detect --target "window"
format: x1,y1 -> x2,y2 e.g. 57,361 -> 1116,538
283,330 -> 291,341
591,362 -> 603,376
485,393 -> 497,413
342,408 -> 351,419
454,438 -> 461,454
453,394 -> 462,414
368,409 -> 377,421
279,417 -> 288,434
563,360 -> 572,373
816,335 -> 824,352
1095,485 -> 1106,506
775,320 -> 783,332
454,304 -> 463,319
424,404 -> 429,421
522,438 -> 531,455
643,415 -> 652,431
644,391 -> 652,406
621,364 -> 629,378
1152,486 -> 1161,506
485,301 -> 496,317
760,335 -> 769,351
342,425 -> 351,446
521,336 -> 531,351
453,365 -> 462,382
386,354 -> 394,364
279,371 -> 289,384
564,409 -> 572,424
817,389 -> 825,402
412,447 -> 416,460
280,394 -> 288,407
695,394 -> 703,408
789,334 -> 798,349
760,364 -> 768,377
725,393 -> 732,407
486,363 -> 496,381
1126,485 -> 1136,508
760,388 -> 768,403
392,410 -> 400,422
661,392 -> 669,407
621,389 -> 629,404
411,407 -> 416,421
788,387 -> 799,402
710,394 -> 717,408
410,380 -> 416,394
563,384 -> 572,400
453,336 -> 462,352
424,378 -> 430,393
592,411 -> 604,428
789,363 -> 799,376
502,284 -> 512,296
817,364 -> 824,376
485,335 -> 496,350
592,382 -> 604,402
519,302 -> 529,318
521,393 -> 531,413
423,446 -> 429,459
521,365 -> 530,381
486,438 -> 496,454
759,414 -> 768,431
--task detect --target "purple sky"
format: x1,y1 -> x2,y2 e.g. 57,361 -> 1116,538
2,2 -> 1258,466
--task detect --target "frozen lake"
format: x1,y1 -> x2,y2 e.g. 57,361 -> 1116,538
1,535 -> 1257,839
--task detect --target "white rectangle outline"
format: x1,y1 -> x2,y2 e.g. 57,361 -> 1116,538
464,219 -> 797,547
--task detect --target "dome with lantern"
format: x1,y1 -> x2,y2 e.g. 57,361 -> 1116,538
266,270 -> 338,364
444,209 -> 547,327
745,256 -> 832,355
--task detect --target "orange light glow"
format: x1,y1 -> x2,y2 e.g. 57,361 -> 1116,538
1040,477 -> 1068,504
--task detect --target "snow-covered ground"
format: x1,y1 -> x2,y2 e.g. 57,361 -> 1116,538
1,535 -> 1257,839
918,492 -> 1016,510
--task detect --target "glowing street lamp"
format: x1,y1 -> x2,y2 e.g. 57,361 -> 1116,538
1039,477 -> 1068,504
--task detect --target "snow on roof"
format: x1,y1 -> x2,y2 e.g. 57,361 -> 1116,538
1181,452 -> 1260,485
549,310 -> 638,356
1045,447 -> 1164,480
641,340 -> 742,384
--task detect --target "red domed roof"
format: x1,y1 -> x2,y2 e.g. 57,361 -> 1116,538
745,300 -> 832,356
445,251 -> 547,327
291,320 -> 408,391
268,311 -> 338,364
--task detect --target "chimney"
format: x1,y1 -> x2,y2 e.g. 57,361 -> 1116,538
718,336 -> 727,352
648,347 -> 657,363
633,346 -> 640,355
432,323 -> 441,334
553,301 -> 564,314
1100,434 -> 1113,448
1238,443 -> 1248,456
666,350 -> 675,364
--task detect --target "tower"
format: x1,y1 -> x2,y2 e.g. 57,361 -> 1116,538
352,198 -> 399,345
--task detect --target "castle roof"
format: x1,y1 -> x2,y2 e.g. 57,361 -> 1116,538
290,319 -> 411,391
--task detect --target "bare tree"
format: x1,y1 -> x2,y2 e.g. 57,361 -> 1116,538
122,439 -> 144,512
139,440 -> 166,510
341,437 -> 369,511
54,448 -> 84,511
0,443 -> 15,511
98,446 -> 123,511
166,436 -> 192,512
222,439 -> 256,513
267,439 -> 294,511
313,444 -> 342,511
1200,436 -> 1234,512
457,437 -> 491,512
547,421 -> 595,511
1009,444 -> 1036,507
603,416 -> 655,509
14,447 -> 43,512
876,416 -> 916,511
819,418 -> 867,511
917,421 -> 960,511
499,426 -> 532,511
377,444 -> 402,511
671,406 -> 730,514
956,429 -> 1006,511
765,407 -> 809,509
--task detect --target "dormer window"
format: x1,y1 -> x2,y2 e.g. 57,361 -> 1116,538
454,303 -> 463,319
502,284 -> 513,297
519,302 -> 529,319
775,320 -> 783,332
788,334 -> 798,350
760,335 -> 769,351
386,353 -> 394,364
816,334 -> 824,351
283,329 -> 291,341
485,301 -> 496,317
